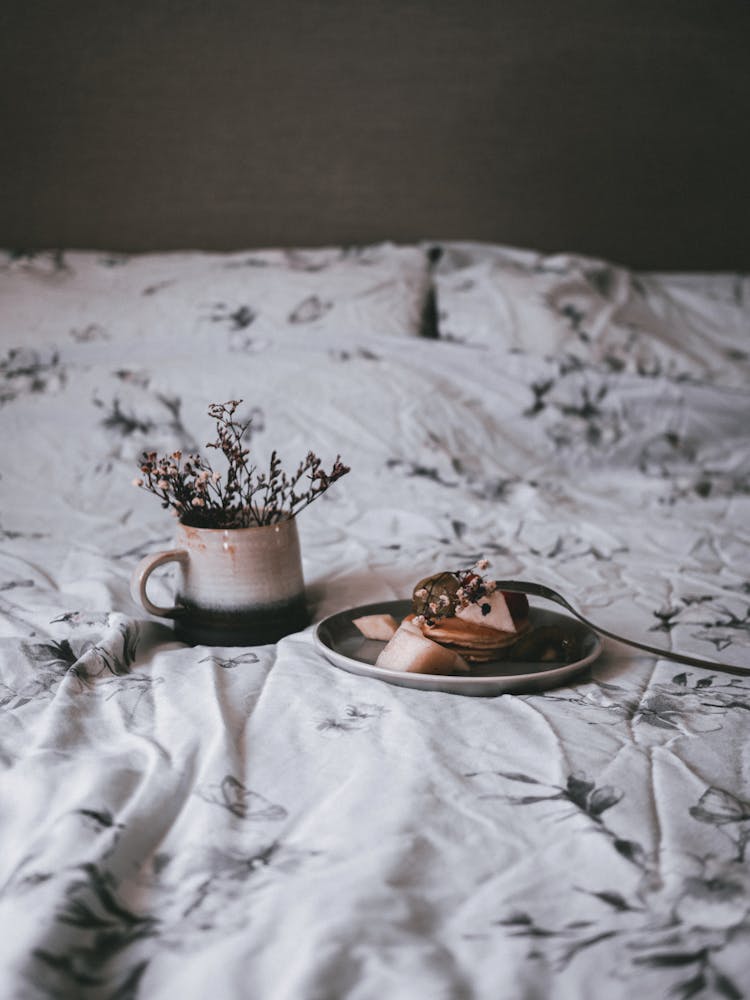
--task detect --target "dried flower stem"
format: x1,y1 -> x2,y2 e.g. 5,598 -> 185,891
135,400 -> 349,528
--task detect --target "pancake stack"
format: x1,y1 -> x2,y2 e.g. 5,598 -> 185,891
408,569 -> 530,663
405,608 -> 530,662
364,565 -> 532,675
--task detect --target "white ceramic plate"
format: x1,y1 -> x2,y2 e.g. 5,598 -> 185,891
313,600 -> 602,696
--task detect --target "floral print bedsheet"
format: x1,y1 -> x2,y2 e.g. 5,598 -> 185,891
0,245 -> 749,1000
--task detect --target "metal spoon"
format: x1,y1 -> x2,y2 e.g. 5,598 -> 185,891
495,580 -> 750,677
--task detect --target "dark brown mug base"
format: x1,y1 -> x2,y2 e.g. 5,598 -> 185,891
172,594 -> 309,647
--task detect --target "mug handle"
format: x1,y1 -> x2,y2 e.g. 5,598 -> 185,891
130,549 -> 189,618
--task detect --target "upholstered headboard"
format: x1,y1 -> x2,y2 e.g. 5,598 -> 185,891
1,1 -> 748,269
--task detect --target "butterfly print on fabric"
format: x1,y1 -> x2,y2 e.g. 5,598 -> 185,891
196,776 -> 288,821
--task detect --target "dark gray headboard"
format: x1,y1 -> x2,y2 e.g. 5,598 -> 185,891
2,1 -> 748,269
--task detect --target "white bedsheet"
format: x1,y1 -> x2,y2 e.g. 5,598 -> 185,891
1,246 -> 749,999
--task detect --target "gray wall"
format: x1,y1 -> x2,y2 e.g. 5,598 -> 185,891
1,1 -> 748,268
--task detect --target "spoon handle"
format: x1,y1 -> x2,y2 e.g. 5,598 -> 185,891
495,580 -> 750,677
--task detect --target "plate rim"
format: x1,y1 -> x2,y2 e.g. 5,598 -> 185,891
313,598 -> 603,689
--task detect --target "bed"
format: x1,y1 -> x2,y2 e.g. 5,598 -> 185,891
2,2 -> 750,997
1,239 -> 749,1000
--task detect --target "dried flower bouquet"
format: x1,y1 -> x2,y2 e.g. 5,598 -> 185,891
134,400 -> 349,528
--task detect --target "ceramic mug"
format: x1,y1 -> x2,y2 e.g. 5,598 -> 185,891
130,518 -> 308,645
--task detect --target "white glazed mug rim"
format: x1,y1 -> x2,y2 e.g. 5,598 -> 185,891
175,513 -> 297,535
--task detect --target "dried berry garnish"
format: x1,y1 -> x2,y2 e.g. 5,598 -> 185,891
412,559 -> 499,625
